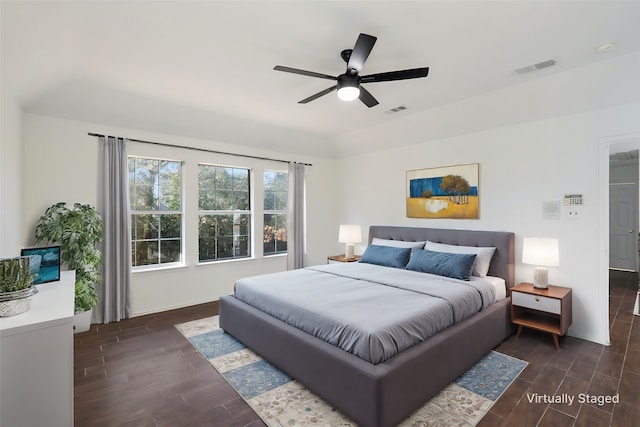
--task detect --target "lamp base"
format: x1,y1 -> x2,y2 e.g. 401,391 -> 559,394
533,266 -> 549,289
345,243 -> 355,260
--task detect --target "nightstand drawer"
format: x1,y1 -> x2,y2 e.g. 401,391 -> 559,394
512,291 -> 561,315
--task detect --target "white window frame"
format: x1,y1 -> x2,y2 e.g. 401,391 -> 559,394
197,163 -> 252,263
128,156 -> 184,271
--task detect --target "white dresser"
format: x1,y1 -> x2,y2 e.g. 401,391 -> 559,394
0,270 -> 75,427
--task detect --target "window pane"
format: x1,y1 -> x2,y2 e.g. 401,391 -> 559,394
159,161 -> 182,210
217,214 -> 233,236
217,236 -> 234,259
135,184 -> 158,210
215,190 -> 233,210
199,237 -> 216,261
134,214 -> 158,240
264,192 -> 274,210
263,236 -> 276,255
199,215 -> 216,237
236,235 -> 249,257
134,241 -> 158,266
274,191 -> 288,210
273,172 -> 288,191
237,214 -> 249,235
233,168 -> 249,191
264,170 -> 275,186
216,167 -> 232,189
135,158 -> 157,186
160,239 -> 181,263
160,214 -> 181,239
264,214 -> 275,254
234,190 -> 249,210
198,165 -> 216,210
133,159 -> 159,210
275,214 -> 288,252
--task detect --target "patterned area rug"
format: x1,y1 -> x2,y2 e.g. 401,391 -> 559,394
176,316 -> 527,427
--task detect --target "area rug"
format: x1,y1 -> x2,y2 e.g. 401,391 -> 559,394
176,316 -> 527,426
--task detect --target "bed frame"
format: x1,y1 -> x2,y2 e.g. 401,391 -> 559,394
219,226 -> 515,427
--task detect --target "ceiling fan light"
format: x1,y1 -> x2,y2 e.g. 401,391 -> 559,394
337,86 -> 360,101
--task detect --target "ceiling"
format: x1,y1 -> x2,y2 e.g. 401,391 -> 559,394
2,1 -> 640,158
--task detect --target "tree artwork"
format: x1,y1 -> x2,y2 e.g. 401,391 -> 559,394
439,174 -> 471,205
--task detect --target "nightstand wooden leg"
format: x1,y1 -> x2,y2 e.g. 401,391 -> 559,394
552,334 -> 560,349
516,325 -> 523,338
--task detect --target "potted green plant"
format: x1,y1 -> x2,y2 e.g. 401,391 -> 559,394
35,202 -> 103,331
0,257 -> 37,317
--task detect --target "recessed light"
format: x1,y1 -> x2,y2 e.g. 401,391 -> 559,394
596,42 -> 616,53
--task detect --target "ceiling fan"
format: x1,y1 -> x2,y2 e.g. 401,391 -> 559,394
273,33 -> 429,108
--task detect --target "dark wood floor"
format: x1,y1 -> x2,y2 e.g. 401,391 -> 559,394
74,273 -> 640,426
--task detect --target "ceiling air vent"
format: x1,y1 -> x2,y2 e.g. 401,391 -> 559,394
385,106 -> 407,114
514,58 -> 557,75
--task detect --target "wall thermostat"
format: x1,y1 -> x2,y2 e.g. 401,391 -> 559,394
563,194 -> 583,206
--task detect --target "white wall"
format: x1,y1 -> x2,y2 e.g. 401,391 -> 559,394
21,113 -> 337,316
335,102 -> 640,346
0,95 -> 24,256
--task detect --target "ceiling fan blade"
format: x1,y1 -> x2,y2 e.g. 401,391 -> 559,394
347,33 -> 377,74
274,65 -> 337,81
358,86 -> 379,108
361,67 -> 429,83
298,85 -> 337,104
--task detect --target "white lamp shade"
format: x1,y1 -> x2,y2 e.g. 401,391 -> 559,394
338,225 -> 362,244
522,237 -> 559,267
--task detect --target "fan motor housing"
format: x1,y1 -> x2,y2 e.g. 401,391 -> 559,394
337,74 -> 360,90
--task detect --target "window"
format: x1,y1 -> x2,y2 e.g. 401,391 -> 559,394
128,157 -> 182,267
263,170 -> 288,256
198,165 -> 251,261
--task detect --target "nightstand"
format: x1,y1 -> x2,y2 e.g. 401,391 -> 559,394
511,283 -> 572,349
327,254 -> 361,264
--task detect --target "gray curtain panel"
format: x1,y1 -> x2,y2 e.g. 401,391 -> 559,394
287,162 -> 306,270
96,136 -> 132,323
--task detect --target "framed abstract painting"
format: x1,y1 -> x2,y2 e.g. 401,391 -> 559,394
406,163 -> 479,219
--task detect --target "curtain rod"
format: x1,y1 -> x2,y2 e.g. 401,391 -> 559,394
87,133 -> 312,166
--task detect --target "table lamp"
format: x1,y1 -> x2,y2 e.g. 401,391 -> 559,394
339,225 -> 361,260
522,237 -> 559,289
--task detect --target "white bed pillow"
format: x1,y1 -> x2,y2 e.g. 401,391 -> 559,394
424,241 -> 496,277
371,238 -> 426,249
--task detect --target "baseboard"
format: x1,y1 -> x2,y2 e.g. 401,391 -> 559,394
132,298 -> 218,317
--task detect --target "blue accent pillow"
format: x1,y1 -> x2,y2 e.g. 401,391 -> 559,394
406,248 -> 477,281
359,245 -> 412,269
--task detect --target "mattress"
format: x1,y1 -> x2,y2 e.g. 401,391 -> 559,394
233,262 -> 499,364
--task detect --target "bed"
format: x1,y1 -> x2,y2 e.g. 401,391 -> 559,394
219,226 -> 515,427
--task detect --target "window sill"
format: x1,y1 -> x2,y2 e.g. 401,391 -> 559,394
263,253 -> 288,259
132,263 -> 188,275
196,253 -> 287,267
196,257 -> 256,267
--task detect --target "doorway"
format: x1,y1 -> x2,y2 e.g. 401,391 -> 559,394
609,151 -> 639,272
605,137 -> 640,330
599,133 -> 640,345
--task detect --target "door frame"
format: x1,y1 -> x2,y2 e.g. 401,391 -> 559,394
599,132 -> 640,346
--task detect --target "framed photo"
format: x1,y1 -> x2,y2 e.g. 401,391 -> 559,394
20,246 -> 61,284
406,163 -> 479,219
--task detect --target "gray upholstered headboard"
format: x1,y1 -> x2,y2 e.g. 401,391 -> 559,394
368,226 -> 515,289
